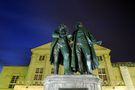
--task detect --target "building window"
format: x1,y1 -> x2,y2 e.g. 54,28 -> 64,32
39,75 -> 42,80
34,75 -> 38,80
39,55 -> 46,61
34,75 -> 43,80
35,68 -> 39,73
40,68 -> 43,73
98,68 -> 108,81
35,68 -> 43,73
8,76 -> 19,88
34,68 -> 43,80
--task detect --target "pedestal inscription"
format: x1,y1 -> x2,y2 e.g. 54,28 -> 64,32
43,75 -> 102,90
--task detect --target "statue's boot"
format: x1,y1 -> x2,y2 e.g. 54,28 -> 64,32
76,52 -> 84,74
78,63 -> 84,74
86,59 -> 93,74
64,70 -> 73,75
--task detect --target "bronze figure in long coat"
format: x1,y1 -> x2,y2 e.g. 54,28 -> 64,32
71,22 -> 99,74
50,24 -> 72,74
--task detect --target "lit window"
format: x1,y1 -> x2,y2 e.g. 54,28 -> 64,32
98,68 -> 108,81
34,68 -> 43,81
8,76 -> 19,88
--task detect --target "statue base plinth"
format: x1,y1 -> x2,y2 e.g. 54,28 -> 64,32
43,75 -> 102,90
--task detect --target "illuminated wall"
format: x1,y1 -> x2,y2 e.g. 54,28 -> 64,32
0,66 -> 28,90
0,42 -> 135,90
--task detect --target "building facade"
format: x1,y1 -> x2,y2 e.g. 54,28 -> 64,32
0,42 -> 135,90
0,66 -> 28,90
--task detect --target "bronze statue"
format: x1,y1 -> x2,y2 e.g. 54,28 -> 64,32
50,22 -> 100,75
71,22 -> 100,74
50,24 -> 72,75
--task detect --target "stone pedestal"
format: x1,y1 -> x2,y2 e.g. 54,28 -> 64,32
43,75 -> 102,90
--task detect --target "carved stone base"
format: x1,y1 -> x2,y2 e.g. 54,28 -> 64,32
43,75 -> 102,90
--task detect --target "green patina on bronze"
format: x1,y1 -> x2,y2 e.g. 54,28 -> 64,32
50,24 -> 72,75
50,22 -> 101,75
71,22 -> 100,74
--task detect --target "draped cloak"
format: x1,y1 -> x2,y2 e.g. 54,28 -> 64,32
71,27 -> 99,72
50,29 -> 71,65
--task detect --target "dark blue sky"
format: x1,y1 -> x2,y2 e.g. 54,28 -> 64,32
0,0 -> 135,72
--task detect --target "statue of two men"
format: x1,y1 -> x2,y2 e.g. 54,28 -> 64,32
50,22 -> 100,75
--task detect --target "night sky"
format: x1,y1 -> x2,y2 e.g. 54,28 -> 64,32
0,0 -> 135,72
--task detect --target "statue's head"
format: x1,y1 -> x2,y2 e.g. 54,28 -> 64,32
58,24 -> 67,34
76,22 -> 83,28
58,24 -> 67,30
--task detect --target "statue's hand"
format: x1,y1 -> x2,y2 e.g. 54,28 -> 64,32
96,41 -> 102,45
88,41 -> 102,46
